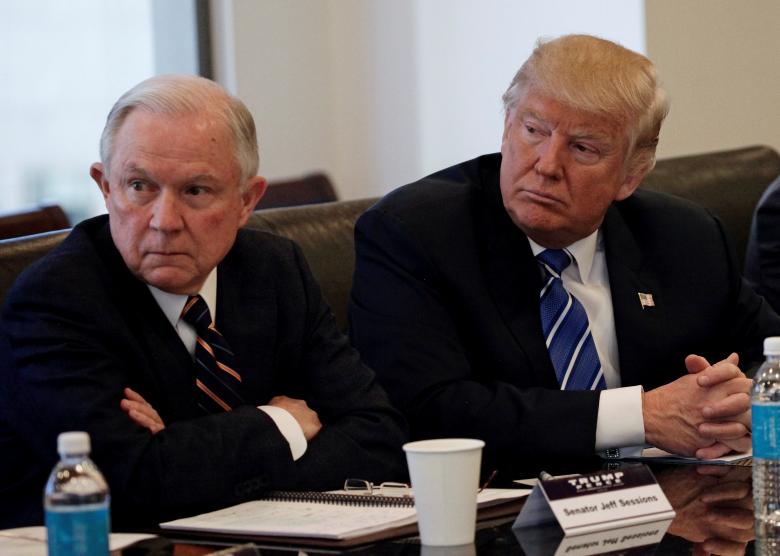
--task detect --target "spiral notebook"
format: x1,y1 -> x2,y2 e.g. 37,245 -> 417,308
160,488 -> 526,543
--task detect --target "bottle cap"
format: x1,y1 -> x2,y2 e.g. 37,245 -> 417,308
764,337 -> 780,355
57,431 -> 91,456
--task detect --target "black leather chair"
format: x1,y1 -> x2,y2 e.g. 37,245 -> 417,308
245,198 -> 374,328
2,146 -> 779,330
641,145 -> 780,268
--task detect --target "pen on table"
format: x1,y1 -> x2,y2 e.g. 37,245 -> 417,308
539,470 -> 554,481
478,469 -> 498,492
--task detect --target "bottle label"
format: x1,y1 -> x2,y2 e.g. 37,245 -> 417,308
753,403 -> 780,459
45,502 -> 110,556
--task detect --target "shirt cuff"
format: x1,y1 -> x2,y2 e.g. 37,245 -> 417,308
258,405 -> 307,460
594,385 -> 645,452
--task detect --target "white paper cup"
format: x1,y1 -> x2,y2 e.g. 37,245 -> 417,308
403,438 -> 485,546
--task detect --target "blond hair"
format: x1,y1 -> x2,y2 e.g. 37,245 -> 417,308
502,34 -> 669,176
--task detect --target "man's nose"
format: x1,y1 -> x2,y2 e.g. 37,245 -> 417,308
149,191 -> 184,232
534,136 -> 565,180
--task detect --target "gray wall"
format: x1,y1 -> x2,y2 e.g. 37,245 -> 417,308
212,0 -> 644,199
646,0 -> 780,159
212,0 -> 778,199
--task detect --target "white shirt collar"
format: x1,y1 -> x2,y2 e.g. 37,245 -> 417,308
147,268 -> 218,327
527,229 -> 602,285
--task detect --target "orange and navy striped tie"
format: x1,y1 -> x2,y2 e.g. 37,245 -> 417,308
180,295 -> 245,413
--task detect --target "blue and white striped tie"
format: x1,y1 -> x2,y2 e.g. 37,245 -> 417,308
537,249 -> 606,391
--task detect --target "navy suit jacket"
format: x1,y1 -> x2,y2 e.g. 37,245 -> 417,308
350,153 -> 780,471
0,215 -> 406,528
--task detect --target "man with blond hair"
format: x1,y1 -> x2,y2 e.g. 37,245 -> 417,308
0,74 -> 406,528
350,34 -> 779,470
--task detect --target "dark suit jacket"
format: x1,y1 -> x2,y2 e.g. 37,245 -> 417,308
349,153 -> 780,471
0,215 -> 407,528
746,175 -> 780,312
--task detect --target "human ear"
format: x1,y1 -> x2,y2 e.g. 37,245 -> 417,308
90,163 -> 111,202
614,172 -> 644,202
237,176 -> 267,226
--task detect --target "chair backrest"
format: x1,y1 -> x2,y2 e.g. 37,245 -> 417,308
0,230 -> 69,308
640,145 -> 780,268
1,146 -> 779,328
0,204 -> 70,240
0,201 -> 374,329
245,198 -> 376,329
256,172 -> 338,210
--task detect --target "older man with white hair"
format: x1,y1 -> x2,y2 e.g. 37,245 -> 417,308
0,75 -> 406,528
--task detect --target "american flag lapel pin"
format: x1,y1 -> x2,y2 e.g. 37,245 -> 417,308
638,292 -> 655,309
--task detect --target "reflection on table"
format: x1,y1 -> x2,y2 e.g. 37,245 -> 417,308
121,461 -> 767,555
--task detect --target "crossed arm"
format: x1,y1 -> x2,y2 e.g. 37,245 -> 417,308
121,388 -> 323,440
124,351 -> 752,460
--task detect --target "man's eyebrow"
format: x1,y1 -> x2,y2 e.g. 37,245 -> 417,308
123,165 -> 218,184
186,173 -> 220,184
566,121 -> 621,145
519,111 -> 616,145
570,129 -> 614,143
520,109 -> 546,123
123,164 -> 153,180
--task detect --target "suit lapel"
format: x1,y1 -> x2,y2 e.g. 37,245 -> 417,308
475,168 -> 559,388
95,222 -> 202,420
602,205 -> 669,387
216,232 -> 278,405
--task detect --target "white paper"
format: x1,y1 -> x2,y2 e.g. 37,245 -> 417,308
161,488 -> 528,541
630,447 -> 752,465
163,499 -> 417,540
0,527 -> 155,556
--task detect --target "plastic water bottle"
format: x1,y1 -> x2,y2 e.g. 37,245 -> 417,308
44,431 -> 110,556
754,337 -> 780,552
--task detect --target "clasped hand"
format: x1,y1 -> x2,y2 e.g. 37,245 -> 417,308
643,353 -> 752,459
120,388 -> 322,440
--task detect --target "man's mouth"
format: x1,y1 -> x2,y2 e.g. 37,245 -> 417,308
145,250 -> 188,257
519,189 -> 563,205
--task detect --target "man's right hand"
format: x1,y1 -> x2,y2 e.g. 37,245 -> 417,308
267,395 -> 323,440
120,387 -> 165,434
643,353 -> 752,458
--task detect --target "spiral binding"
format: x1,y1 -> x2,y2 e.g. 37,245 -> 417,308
264,490 -> 415,508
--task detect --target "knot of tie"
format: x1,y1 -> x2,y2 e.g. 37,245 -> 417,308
181,295 -> 213,333
537,249 -> 573,276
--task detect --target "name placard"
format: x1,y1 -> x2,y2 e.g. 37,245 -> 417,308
513,465 -> 674,536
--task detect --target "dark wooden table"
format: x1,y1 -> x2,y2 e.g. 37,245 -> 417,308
122,461 -> 765,555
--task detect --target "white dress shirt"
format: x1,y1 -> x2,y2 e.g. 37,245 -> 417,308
147,269 -> 307,460
528,232 -> 645,454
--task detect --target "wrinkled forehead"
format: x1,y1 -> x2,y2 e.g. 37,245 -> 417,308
109,108 -> 237,167
511,88 -> 631,142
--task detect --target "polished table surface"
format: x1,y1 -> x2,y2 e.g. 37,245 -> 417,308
121,461 -> 763,556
